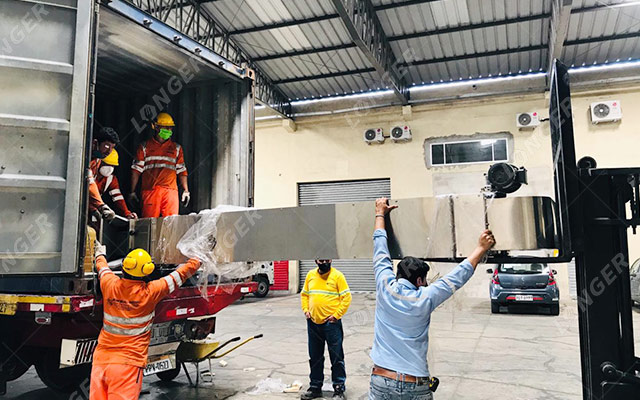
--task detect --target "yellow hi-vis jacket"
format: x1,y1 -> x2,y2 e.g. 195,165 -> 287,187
301,267 -> 352,324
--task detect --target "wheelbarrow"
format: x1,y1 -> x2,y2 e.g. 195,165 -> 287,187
176,334 -> 263,386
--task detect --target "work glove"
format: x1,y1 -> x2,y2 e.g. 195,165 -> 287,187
128,192 -> 139,206
95,240 -> 107,259
181,191 -> 191,207
127,212 -> 138,219
99,204 -> 116,221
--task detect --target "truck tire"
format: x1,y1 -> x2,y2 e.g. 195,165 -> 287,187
491,302 -> 500,314
254,275 -> 270,298
550,304 -> 560,316
0,347 -> 32,381
35,350 -> 90,393
156,363 -> 181,382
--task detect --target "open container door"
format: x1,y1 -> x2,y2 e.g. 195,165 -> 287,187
0,0 -> 94,275
94,1 -> 256,260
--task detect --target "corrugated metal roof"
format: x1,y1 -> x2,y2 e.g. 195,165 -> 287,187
197,0 -> 640,100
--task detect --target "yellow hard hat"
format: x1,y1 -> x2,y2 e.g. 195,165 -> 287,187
122,249 -> 155,278
102,149 -> 119,166
155,112 -> 175,127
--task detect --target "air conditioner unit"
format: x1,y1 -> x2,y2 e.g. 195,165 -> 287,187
516,112 -> 540,129
363,128 -> 385,144
391,125 -> 412,142
590,100 -> 622,124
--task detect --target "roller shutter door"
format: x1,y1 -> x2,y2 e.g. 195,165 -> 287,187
298,179 -> 391,292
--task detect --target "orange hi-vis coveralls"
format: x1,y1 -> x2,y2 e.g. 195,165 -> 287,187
88,158 -> 106,212
131,138 -> 187,218
95,174 -> 132,217
90,255 -> 200,400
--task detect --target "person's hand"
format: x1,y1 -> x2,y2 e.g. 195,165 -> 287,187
375,197 -> 398,216
127,212 -> 138,219
478,230 -> 496,251
181,191 -> 191,207
325,315 -> 338,324
128,192 -> 139,205
100,204 -> 116,221
95,240 -> 107,259
304,311 -> 311,320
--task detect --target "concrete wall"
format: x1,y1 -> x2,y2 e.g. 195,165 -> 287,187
255,85 -> 640,293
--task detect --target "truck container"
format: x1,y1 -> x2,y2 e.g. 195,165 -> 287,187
0,0 -> 256,394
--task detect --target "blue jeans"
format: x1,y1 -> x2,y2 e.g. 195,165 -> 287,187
307,319 -> 346,390
369,374 -> 433,400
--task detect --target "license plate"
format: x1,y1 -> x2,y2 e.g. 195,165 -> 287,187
515,295 -> 534,302
0,302 -> 17,316
144,355 -> 175,376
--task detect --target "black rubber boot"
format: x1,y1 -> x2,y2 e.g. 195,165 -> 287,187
300,387 -> 323,399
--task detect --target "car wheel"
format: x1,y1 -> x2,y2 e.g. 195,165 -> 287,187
254,275 -> 270,298
491,302 -> 500,314
550,304 -> 560,316
156,363 -> 181,382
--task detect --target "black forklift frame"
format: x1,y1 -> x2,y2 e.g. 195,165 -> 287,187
550,60 -> 640,399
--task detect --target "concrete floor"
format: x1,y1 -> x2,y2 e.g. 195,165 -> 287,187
6,272 -> 640,400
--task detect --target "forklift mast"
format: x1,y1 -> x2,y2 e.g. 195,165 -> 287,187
549,60 -> 640,399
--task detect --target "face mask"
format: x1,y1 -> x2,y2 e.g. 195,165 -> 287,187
158,128 -> 173,140
92,150 -> 105,159
317,262 -> 331,274
99,165 -> 114,177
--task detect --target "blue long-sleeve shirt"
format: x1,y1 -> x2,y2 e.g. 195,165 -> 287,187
370,229 -> 475,377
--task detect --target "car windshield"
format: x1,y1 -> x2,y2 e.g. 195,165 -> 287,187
499,263 -> 546,275
631,259 -> 640,275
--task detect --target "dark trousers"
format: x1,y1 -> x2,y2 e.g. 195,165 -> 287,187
307,318 -> 346,390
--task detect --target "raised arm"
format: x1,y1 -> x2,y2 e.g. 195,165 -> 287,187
373,198 -> 398,286
94,242 -> 117,290
148,258 -> 201,303
423,230 -> 495,311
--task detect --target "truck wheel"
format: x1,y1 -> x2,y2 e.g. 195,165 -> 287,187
491,302 -> 500,314
550,304 -> 560,316
254,275 -> 270,298
35,350 -> 90,393
156,363 -> 181,382
0,347 -> 32,381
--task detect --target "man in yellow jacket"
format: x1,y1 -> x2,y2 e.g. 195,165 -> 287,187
301,259 -> 352,400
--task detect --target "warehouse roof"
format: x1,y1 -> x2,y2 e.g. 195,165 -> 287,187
201,0 -> 640,101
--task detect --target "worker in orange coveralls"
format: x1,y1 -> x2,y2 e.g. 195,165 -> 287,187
89,245 -> 201,400
93,149 -> 137,220
129,112 -> 190,218
89,127 -> 120,222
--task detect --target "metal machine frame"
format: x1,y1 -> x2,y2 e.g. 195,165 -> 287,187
548,60 -> 640,399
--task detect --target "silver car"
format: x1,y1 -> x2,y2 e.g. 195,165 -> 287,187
631,259 -> 640,305
489,263 -> 560,315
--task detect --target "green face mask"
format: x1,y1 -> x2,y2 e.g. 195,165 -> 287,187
158,128 -> 173,140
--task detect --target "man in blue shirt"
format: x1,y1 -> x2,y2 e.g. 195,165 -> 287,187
369,197 -> 495,399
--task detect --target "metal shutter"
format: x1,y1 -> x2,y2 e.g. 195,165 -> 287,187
272,261 -> 289,291
568,258 -> 577,300
298,179 -> 391,292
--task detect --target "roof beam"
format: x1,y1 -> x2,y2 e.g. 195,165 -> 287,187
128,0 -> 292,116
548,0 -> 573,76
251,3 -> 611,63
330,0 -> 408,104
253,13 -> 549,62
273,29 -> 640,85
225,0 -> 441,36
273,45 -> 547,85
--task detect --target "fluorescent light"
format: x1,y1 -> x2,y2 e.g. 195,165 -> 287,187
410,72 -> 546,92
290,89 -> 394,106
